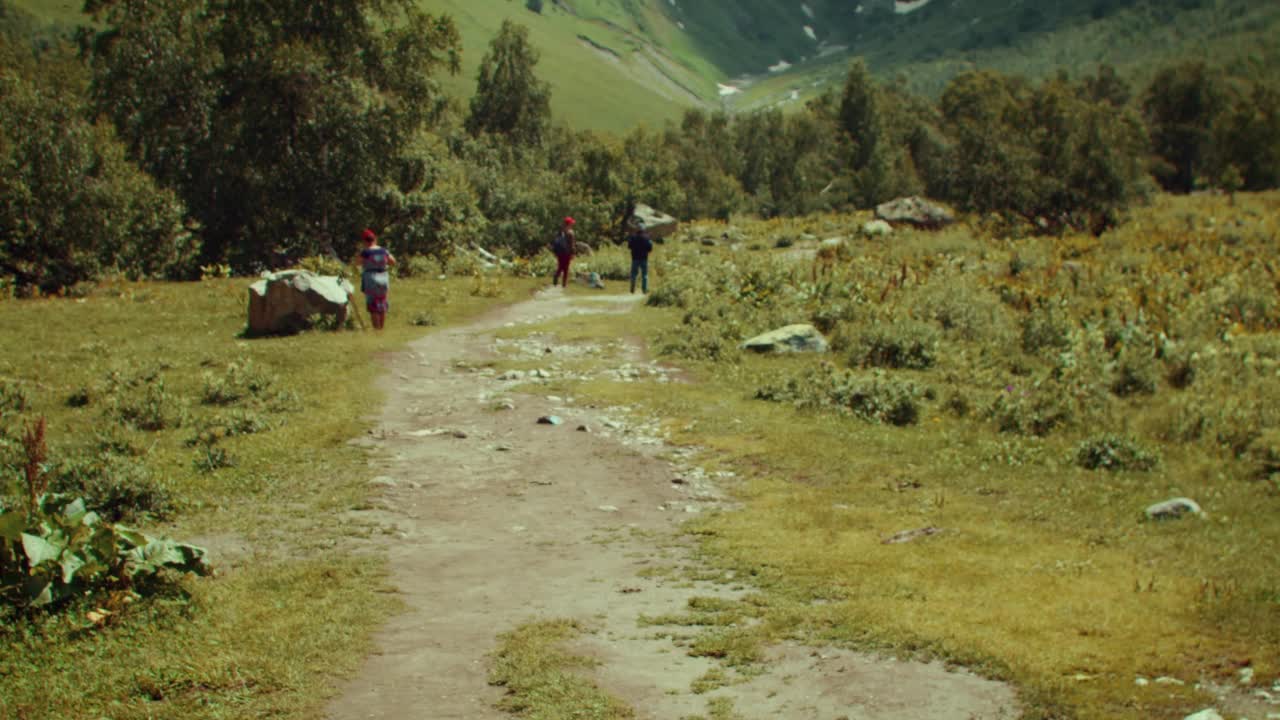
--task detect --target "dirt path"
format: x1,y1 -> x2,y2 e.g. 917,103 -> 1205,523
326,288 -> 1018,720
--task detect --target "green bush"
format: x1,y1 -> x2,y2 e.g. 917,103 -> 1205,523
0,380 -> 27,412
108,379 -> 185,432
201,359 -> 276,406
1021,304 -> 1074,355
297,255 -> 349,277
907,279 -> 1013,341
0,494 -> 208,612
1111,346 -> 1159,397
848,321 -> 939,370
757,365 -> 925,426
48,454 -> 174,523
1074,433 -> 1160,472
395,255 -> 445,279
987,381 -> 1075,436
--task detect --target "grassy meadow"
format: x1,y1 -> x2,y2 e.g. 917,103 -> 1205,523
0,270 -> 539,719
490,192 -> 1280,719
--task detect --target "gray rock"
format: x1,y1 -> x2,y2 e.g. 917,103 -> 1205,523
862,219 -> 893,237
874,196 -> 956,229
369,476 -> 397,487
537,415 -> 563,426
588,272 -> 606,289
576,425 -> 590,433
632,203 -> 679,239
1183,709 -> 1224,720
1145,497 -> 1203,521
741,324 -> 830,354
247,270 -> 355,335
597,505 -> 619,513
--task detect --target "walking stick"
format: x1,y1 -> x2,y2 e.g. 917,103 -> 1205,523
348,295 -> 367,331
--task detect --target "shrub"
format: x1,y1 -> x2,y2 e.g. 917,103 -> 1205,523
297,255 -> 348,277
757,365 -> 925,426
201,359 -> 276,406
657,318 -> 742,363
848,321 -> 939,370
108,378 -> 185,431
65,386 -> 92,408
1021,304 -> 1074,354
0,380 -> 29,412
988,381 -> 1075,436
907,280 -> 1013,342
0,494 -> 207,612
1074,433 -> 1160,472
395,255 -> 444,279
48,453 -> 174,522
1111,347 -> 1159,397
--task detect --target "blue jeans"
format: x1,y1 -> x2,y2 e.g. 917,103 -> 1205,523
630,258 -> 648,293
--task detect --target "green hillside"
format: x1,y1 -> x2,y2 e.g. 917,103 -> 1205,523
11,0 -> 1280,130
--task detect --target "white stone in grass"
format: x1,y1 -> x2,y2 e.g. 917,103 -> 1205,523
1145,497 -> 1204,521
370,476 -> 397,487
1183,710 -> 1224,720
862,219 -> 893,237
741,324 -> 829,354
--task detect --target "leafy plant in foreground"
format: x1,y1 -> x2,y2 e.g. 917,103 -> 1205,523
0,419 -> 209,613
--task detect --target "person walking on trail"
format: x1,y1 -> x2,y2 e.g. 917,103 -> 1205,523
627,219 -> 653,294
551,216 -> 576,288
356,228 -> 396,330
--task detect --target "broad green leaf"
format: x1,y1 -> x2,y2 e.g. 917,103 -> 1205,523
113,524 -> 149,549
21,533 -> 63,566
0,510 -> 23,541
62,498 -> 87,523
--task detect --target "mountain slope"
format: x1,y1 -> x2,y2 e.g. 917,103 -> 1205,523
11,0 -> 1280,131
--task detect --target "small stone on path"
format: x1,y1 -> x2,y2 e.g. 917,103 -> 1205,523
577,425 -> 590,433
537,415 -> 563,426
370,476 -> 397,487
451,430 -> 468,439
1183,709 -> 1224,720
598,505 -> 619,513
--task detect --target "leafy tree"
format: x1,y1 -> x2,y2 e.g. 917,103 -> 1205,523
1143,61 -> 1230,192
938,70 -> 1040,219
1214,74 -> 1280,191
466,20 -> 551,147
0,38 -> 193,291
85,0 -> 462,270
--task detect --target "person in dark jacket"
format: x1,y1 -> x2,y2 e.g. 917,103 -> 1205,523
626,219 -> 653,294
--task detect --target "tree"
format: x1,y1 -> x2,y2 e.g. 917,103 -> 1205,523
465,20 -> 551,147
85,0 -> 462,270
0,40 -> 193,291
1143,61 -> 1230,192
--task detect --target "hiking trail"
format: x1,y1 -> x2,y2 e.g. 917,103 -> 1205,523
326,287 -> 1018,720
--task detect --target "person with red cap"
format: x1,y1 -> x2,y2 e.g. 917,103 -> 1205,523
356,228 -> 396,329
550,216 -> 576,288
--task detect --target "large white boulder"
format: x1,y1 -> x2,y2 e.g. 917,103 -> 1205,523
741,324 -> 830,354
632,203 -> 679,239
875,196 -> 956,229
247,270 -> 354,335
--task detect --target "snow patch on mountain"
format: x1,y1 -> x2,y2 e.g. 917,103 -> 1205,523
769,59 -> 793,73
895,0 -> 933,14
803,25 -> 818,41
801,3 -> 814,19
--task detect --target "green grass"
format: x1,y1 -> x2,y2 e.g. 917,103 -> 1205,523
0,272 -> 538,719
497,193 -> 1280,720
488,619 -> 635,719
